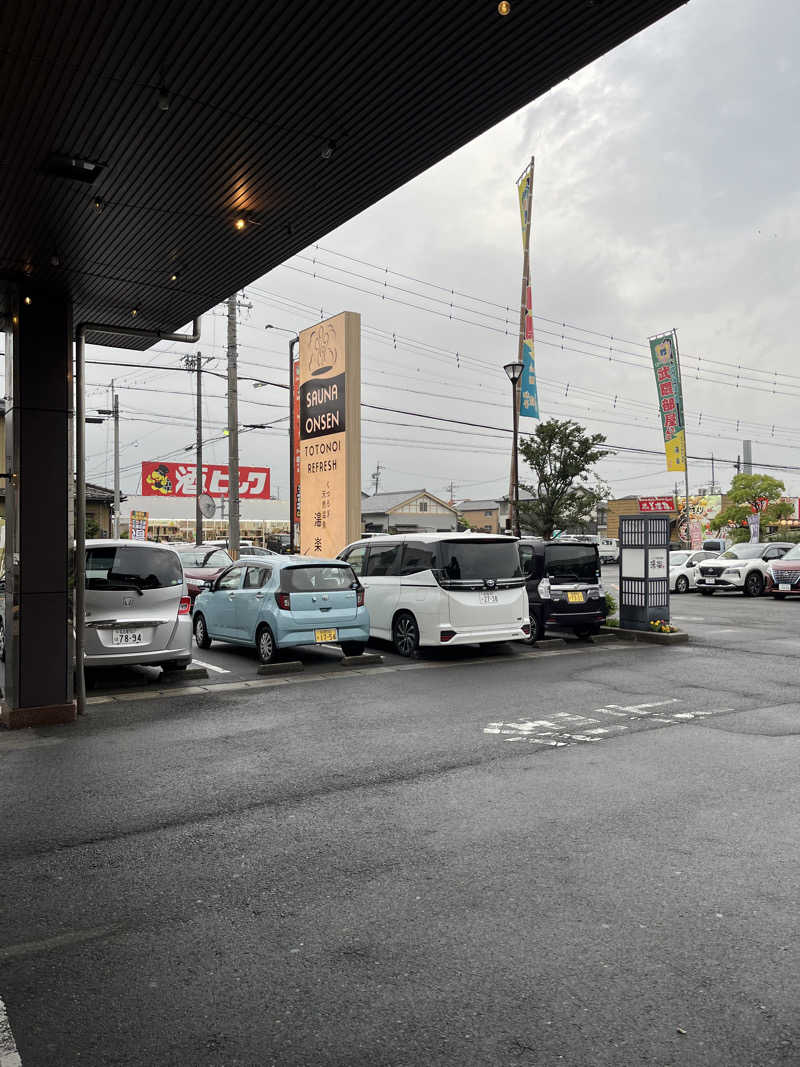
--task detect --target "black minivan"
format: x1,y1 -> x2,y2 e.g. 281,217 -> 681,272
517,538 -> 607,641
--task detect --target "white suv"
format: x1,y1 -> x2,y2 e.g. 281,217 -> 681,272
695,542 -> 792,597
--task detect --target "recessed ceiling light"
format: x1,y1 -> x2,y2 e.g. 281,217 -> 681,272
320,140 -> 335,161
131,308 -> 139,317
93,198 -> 105,213
498,1 -> 511,13
234,217 -> 246,231
23,296 -> 32,306
170,272 -> 178,282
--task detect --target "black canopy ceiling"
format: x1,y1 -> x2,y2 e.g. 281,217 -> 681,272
0,0 -> 685,348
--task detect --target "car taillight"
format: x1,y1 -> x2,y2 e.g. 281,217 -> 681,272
275,592 -> 291,610
521,622 -> 531,635
178,596 -> 191,615
356,587 -> 365,607
440,629 -> 456,642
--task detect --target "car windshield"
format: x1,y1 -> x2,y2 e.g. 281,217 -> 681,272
86,545 -> 182,591
670,552 -> 690,567
779,544 -> 800,561
719,544 -> 767,560
281,565 -> 355,591
543,544 -> 598,583
174,547 -> 232,568
437,539 -> 522,580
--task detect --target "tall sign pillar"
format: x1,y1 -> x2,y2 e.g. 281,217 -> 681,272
298,312 -> 361,557
618,514 -> 670,631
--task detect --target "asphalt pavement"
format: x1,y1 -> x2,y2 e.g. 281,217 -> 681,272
1,574 -> 799,1065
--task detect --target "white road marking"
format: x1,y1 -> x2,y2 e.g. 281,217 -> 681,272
702,628 -> 738,635
0,995 -> 21,1067
190,659 -> 230,674
482,698 -> 727,748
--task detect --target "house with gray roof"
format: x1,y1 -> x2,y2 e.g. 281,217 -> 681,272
362,489 -> 458,534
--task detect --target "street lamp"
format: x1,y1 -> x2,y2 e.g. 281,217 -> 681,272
504,361 -> 524,538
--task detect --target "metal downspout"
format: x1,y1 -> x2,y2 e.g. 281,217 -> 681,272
74,317 -> 201,715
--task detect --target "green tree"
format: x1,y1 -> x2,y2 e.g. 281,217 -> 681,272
710,473 -> 792,536
517,419 -> 613,539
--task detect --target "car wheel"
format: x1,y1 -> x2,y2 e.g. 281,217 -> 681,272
256,624 -> 276,664
193,613 -> 212,649
392,611 -> 420,657
700,590 -> 715,596
675,575 -> 689,594
743,572 -> 763,597
520,613 -> 544,645
341,641 -> 365,657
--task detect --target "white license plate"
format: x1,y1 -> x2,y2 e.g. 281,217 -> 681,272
112,629 -> 144,646
479,592 -> 499,605
779,583 -> 791,591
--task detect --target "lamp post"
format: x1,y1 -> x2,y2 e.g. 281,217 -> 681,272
504,361 -> 524,538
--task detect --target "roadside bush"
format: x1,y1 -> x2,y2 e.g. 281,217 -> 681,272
604,591 -> 617,618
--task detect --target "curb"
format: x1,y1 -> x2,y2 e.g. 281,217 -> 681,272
160,667 -> 209,683
340,653 -> 384,668
533,638 -> 569,649
607,627 -> 689,644
258,660 -> 304,676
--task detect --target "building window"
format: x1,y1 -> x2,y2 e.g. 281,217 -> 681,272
418,500 -> 428,512
484,510 -> 493,516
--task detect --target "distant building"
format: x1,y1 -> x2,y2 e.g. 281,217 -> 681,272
120,494 -> 289,543
457,499 -> 501,533
362,490 -> 458,533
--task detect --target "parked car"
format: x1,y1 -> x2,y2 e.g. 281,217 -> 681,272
85,540 -> 192,670
236,546 -> 278,559
702,538 -> 727,553
669,549 -> 720,593
518,538 -> 606,641
766,543 -> 800,598
599,538 -> 619,564
170,544 -> 233,603
338,533 -> 529,655
192,556 -> 369,663
695,542 -> 793,597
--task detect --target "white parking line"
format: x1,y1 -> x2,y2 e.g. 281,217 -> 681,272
0,995 -> 21,1067
191,659 -> 231,674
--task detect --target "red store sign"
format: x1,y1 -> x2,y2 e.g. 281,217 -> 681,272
142,462 -> 270,499
638,496 -> 676,513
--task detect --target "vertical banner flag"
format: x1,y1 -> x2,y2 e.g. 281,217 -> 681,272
298,312 -> 361,557
517,161 -> 539,418
649,332 -> 686,472
129,510 -> 149,541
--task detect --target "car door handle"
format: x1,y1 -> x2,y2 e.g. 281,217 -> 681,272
255,593 -> 265,599
228,593 -> 236,600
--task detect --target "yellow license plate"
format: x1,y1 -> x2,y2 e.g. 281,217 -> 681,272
315,628 -> 338,643
567,591 -> 585,604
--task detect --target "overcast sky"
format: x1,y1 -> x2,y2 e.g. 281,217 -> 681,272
88,0 -> 800,506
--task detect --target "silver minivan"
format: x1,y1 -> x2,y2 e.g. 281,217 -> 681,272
85,539 -> 192,671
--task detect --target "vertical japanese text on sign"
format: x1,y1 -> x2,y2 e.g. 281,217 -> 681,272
648,332 -> 686,472
517,162 -> 539,419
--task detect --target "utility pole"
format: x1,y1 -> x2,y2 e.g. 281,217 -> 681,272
371,462 -> 384,495
448,480 -> 455,503
711,453 -> 716,495
113,389 -> 120,537
227,294 -> 240,559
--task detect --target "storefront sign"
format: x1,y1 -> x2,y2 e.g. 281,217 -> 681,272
141,462 -> 270,499
517,161 -> 540,419
298,312 -> 361,557
649,332 -> 686,472
129,510 -> 149,541
638,496 -> 675,513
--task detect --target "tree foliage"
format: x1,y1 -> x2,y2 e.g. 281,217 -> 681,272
710,473 -> 792,533
517,419 -> 612,539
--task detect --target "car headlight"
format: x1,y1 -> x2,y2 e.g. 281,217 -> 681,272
538,577 -> 551,599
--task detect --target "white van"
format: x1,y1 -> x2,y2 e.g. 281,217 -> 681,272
599,538 -> 619,564
338,533 -> 529,655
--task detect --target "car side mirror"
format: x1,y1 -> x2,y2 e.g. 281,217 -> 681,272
686,561 -> 695,568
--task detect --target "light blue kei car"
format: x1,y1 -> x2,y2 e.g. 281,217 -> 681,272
192,555 -> 370,663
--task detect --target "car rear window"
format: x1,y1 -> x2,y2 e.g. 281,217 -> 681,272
543,544 -> 598,583
281,565 -> 356,592
175,548 -> 232,568
437,539 -> 522,580
86,545 -> 182,591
